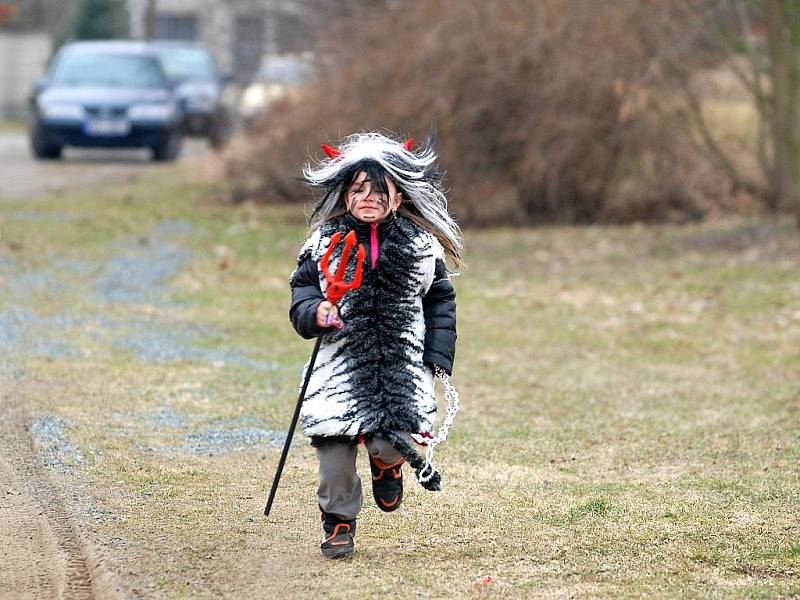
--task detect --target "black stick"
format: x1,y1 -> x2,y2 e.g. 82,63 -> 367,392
264,334 -> 324,516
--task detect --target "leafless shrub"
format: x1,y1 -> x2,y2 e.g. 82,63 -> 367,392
224,0 -> 739,225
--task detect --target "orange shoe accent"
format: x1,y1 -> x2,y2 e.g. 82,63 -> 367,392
379,496 -> 400,508
371,456 -> 405,480
371,456 -> 405,470
330,539 -> 351,546
324,523 -> 351,543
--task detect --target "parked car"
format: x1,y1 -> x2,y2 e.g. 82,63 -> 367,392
29,41 -> 183,161
239,53 -> 315,126
150,42 -> 233,149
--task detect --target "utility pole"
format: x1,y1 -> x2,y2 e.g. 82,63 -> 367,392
144,0 -> 156,40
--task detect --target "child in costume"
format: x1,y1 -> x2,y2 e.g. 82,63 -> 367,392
288,132 -> 463,559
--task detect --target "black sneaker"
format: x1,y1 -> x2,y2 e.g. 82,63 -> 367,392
369,455 -> 405,512
320,511 -> 356,559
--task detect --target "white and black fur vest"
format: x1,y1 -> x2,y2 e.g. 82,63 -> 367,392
289,214 -> 455,490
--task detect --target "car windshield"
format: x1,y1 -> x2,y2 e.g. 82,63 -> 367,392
154,48 -> 216,81
51,52 -> 165,88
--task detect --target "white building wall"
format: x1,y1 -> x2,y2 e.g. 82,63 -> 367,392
126,0 -> 306,80
0,32 -> 52,119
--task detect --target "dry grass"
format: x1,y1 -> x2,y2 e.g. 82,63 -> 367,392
2,167 -> 799,598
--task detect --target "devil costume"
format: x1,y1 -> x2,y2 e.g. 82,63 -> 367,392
289,211 -> 456,489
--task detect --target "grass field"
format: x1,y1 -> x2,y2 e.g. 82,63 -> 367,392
1,165 -> 798,599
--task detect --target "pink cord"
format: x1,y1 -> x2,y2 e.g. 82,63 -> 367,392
370,223 -> 379,268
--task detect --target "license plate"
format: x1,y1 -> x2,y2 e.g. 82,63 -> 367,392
84,118 -> 131,136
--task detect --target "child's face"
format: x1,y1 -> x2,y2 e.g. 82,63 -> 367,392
345,171 -> 402,223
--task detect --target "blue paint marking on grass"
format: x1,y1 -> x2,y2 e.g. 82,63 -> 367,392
112,318 -> 277,371
92,243 -> 190,304
0,254 -> 18,272
30,415 -> 86,473
151,220 -> 195,237
182,425 -> 286,455
110,406 -> 285,456
3,219 -> 275,371
0,305 -> 85,359
92,219 -> 193,305
51,257 -> 93,275
7,269 -> 68,298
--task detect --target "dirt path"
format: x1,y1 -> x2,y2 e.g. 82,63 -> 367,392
0,381 -> 127,600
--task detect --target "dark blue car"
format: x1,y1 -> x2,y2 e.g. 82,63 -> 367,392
29,41 -> 183,161
150,42 -> 233,149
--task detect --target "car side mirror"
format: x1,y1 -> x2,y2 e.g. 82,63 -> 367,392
33,77 -> 48,93
220,73 -> 234,85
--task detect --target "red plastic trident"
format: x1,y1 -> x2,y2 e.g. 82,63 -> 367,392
264,229 -> 364,517
319,230 -> 366,304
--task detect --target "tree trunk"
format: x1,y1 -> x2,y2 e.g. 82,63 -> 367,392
784,0 -> 800,225
765,0 -> 797,211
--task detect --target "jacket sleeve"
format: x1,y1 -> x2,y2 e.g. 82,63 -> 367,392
422,258 -> 457,375
289,254 -> 324,339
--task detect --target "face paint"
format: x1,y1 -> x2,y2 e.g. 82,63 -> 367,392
345,170 -> 399,223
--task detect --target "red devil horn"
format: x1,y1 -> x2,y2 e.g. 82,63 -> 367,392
403,138 -> 415,151
321,144 -> 342,159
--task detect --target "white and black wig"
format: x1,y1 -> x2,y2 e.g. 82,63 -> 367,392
302,132 -> 463,265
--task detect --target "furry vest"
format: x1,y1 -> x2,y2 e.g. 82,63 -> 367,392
295,215 -> 442,444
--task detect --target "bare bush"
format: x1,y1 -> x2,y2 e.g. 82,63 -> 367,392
224,0 -> 738,225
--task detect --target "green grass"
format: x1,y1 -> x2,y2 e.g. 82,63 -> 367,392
2,163 -> 799,598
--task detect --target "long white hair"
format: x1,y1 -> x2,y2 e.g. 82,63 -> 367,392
302,131 -> 463,264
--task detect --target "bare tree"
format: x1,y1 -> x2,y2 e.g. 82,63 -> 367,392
652,0 -> 800,224
764,0 -> 799,215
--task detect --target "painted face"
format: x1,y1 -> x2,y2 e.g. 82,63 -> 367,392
345,171 -> 402,223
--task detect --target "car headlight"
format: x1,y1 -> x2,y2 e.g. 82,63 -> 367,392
39,102 -> 85,120
128,103 -> 176,120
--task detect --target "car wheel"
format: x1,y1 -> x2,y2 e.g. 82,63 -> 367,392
30,128 -> 63,160
151,132 -> 183,162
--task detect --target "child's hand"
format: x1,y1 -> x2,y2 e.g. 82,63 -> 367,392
316,301 -> 343,329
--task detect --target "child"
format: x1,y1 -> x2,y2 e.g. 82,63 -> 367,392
288,132 -> 463,559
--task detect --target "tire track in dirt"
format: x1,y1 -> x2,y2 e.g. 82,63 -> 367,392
0,389 -> 127,600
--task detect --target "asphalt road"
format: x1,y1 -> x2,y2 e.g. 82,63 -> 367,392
0,130 -> 212,201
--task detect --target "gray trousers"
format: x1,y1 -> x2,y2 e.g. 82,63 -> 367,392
316,434 -> 410,520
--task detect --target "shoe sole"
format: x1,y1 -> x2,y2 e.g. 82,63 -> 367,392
375,496 -> 402,512
321,545 -> 354,560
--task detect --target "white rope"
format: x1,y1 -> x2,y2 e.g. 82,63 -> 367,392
417,365 -> 460,484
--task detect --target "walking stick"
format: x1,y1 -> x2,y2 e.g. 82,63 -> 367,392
264,231 -> 365,516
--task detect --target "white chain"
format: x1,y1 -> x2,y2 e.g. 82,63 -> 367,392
417,365 -> 460,484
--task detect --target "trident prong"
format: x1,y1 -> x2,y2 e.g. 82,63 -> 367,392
319,230 -> 366,304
